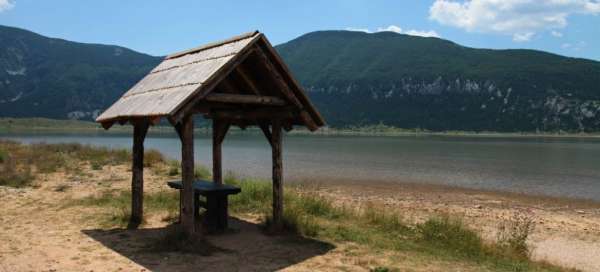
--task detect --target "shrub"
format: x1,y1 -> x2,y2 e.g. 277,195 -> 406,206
194,164 -> 211,179
144,149 -> 165,167
361,203 -> 407,232
167,160 -> 180,176
264,205 -> 320,237
417,215 -> 485,258
496,211 -> 535,259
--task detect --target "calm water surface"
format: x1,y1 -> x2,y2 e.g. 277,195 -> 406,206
2,131 -> 600,201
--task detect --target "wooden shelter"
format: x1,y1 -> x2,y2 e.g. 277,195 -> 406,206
96,31 -> 325,236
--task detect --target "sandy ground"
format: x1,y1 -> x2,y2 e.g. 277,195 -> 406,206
1,164 -> 599,271
313,179 -> 600,272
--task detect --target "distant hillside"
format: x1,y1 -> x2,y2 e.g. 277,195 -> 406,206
1,25 -> 600,132
277,31 -> 600,132
0,25 -> 161,120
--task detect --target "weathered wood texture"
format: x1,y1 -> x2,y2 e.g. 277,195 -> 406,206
204,93 -> 286,106
180,115 -> 196,236
271,120 -> 283,228
96,34 -> 259,123
129,122 -> 149,229
96,32 -> 325,132
212,119 -> 230,185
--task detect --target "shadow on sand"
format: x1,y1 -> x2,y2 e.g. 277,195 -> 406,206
82,217 -> 335,271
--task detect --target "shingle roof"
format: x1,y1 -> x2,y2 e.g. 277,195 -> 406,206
96,31 -> 324,130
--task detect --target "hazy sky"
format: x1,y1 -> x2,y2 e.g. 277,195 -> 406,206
0,0 -> 599,60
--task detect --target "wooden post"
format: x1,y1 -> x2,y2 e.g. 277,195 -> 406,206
271,120 -> 283,229
212,119 -> 230,185
213,120 -> 223,185
130,121 -> 149,229
180,114 -> 196,236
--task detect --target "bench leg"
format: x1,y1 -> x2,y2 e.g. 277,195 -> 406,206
218,197 -> 229,230
194,191 -> 200,218
178,190 -> 183,223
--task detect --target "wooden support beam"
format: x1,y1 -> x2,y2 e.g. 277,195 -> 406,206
171,45 -> 258,123
100,121 -> 114,130
204,93 -> 286,106
259,122 -> 272,146
206,108 -> 296,121
129,121 -> 149,229
271,120 -> 283,229
235,65 -> 261,95
254,47 -> 319,131
180,114 -> 196,236
212,119 -> 230,185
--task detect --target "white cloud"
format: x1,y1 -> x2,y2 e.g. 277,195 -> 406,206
0,0 -> 14,12
551,30 -> 563,37
376,25 -> 403,33
405,29 -> 441,38
513,32 -> 534,42
345,27 -> 372,33
429,0 -> 600,42
346,25 -> 441,38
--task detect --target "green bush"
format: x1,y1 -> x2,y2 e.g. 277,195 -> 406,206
417,215 -> 485,258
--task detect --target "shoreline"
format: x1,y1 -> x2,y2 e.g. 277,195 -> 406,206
3,117 -> 600,139
311,177 -> 600,209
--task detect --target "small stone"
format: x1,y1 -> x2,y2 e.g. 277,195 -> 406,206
576,210 -> 586,214
475,205 -> 483,209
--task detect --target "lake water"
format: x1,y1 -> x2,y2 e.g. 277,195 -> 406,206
2,131 -> 600,201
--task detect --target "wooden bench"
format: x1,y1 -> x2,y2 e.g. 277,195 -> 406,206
167,180 -> 241,232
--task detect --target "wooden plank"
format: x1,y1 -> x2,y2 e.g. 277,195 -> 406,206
180,114 -> 196,236
204,93 -> 286,106
212,119 -> 230,185
271,120 -> 283,229
129,121 -> 149,229
206,108 -> 296,121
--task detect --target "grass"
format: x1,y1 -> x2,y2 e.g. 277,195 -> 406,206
222,177 -> 568,271
0,140 -> 164,188
1,142 -> 569,271
68,178 -> 566,271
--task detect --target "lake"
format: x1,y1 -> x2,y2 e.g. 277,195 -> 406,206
2,131 -> 600,201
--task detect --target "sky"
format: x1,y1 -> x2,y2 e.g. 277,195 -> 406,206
0,0 -> 599,60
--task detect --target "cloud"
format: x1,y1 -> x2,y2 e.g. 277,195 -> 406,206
513,32 -> 534,42
376,25 -> 403,33
562,41 -> 587,51
345,27 -> 371,33
0,0 -> 14,12
346,25 -> 441,38
551,31 -> 563,37
429,0 -> 600,42
404,29 -> 441,38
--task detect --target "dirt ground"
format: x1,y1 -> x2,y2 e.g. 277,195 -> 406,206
1,164 -> 599,271
315,179 -> 600,272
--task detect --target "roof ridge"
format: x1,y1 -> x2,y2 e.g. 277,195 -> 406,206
166,30 -> 260,60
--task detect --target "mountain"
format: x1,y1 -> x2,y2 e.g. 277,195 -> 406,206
277,31 -> 600,132
1,25 -> 600,132
0,25 -> 161,120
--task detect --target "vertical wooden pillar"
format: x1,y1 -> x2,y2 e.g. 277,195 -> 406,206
271,120 -> 283,228
213,120 -> 223,185
130,121 -> 149,229
180,114 -> 195,236
212,120 -> 230,185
